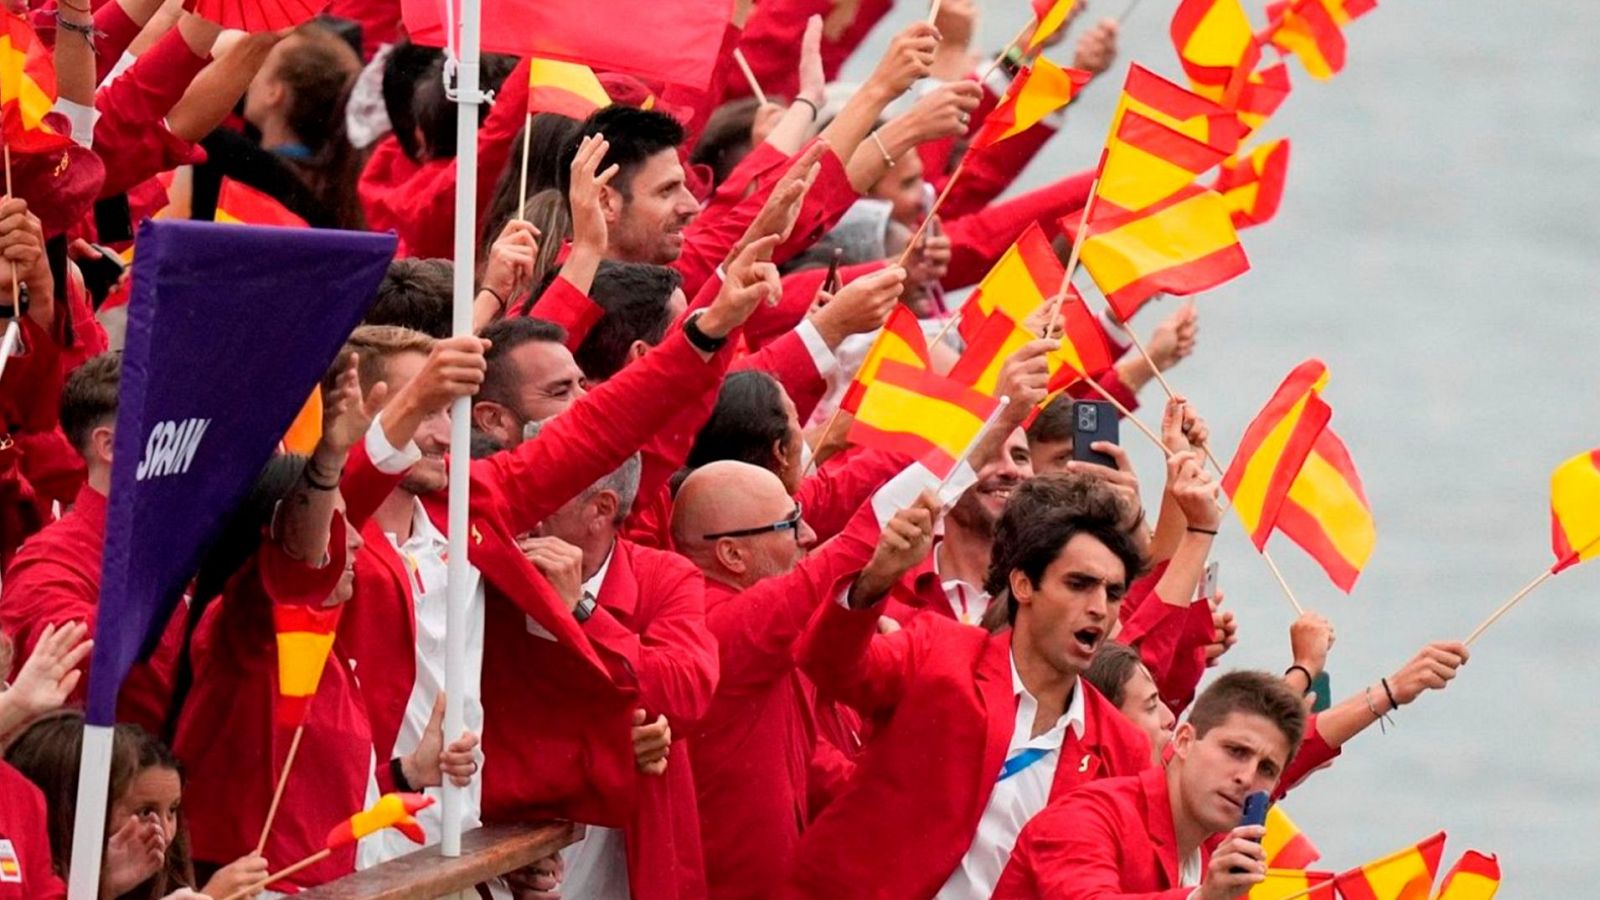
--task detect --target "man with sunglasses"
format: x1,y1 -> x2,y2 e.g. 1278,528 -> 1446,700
672,455 -> 962,900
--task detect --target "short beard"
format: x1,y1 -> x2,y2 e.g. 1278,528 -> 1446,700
400,462 -> 447,497
948,489 -> 996,541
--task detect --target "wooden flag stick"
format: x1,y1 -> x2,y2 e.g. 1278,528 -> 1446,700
254,725 -> 305,856
4,142 -> 17,308
220,847 -> 332,900
1038,166 -> 1103,331
1461,535 -> 1600,647
939,397 -> 1011,491
895,156 -> 969,272
977,19 -> 1036,83
1110,307 -> 1183,409
516,113 -> 533,221
732,49 -> 768,106
927,0 -> 943,25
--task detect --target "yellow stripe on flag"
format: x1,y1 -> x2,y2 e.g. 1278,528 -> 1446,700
1551,449 -> 1600,569
855,378 -> 991,460
1285,446 -> 1376,571
527,57 -> 612,108
1080,189 -> 1241,297
1228,393 -> 1316,536
277,631 -> 336,697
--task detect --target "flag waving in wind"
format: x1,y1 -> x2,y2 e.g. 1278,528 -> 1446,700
273,604 -> 343,729
840,306 -> 930,414
971,57 -> 1091,150
1549,448 -> 1600,572
527,57 -> 611,120
0,12 -> 72,152
849,361 -> 1001,478
1215,139 -> 1292,228
1333,831 -> 1447,900
1170,0 -> 1261,102
1434,851 -> 1501,900
325,793 -> 436,849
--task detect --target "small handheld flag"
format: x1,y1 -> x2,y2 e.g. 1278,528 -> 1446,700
1434,851 -> 1500,900
1214,139 -> 1292,228
326,792 -> 436,849
848,360 -> 1002,478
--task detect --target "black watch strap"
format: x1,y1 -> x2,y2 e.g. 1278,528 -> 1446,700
683,310 -> 728,353
390,755 -> 415,792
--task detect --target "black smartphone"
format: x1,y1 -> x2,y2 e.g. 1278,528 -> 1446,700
1310,671 -> 1331,713
1071,400 -> 1119,468
822,247 -> 844,294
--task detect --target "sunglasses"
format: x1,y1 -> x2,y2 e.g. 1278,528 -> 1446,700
702,503 -> 804,541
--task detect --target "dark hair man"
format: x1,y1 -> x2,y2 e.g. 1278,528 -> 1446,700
993,672 -> 1309,900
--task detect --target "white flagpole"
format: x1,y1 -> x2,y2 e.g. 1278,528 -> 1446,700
66,725 -> 115,899
444,0 -> 485,859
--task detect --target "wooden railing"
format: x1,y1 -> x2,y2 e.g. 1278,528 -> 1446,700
294,821 -> 582,900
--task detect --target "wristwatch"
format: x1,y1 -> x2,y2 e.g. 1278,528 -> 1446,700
683,310 -> 728,353
573,593 -> 597,623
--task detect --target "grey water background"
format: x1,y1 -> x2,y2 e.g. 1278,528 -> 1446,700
843,0 -> 1600,892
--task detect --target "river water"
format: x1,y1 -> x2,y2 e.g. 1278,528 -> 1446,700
844,1 -> 1600,893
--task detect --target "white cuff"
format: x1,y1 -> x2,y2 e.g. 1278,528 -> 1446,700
101,50 -> 137,88
871,460 -> 977,528
365,415 -> 422,474
52,98 -> 98,148
795,318 -> 839,381
833,585 -> 854,610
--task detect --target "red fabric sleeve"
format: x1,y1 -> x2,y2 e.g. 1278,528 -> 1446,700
772,146 -> 858,263
795,594 -> 913,718
580,548 -> 718,724
92,1 -> 141,85
92,28 -> 209,197
991,794 -> 1192,900
702,142 -> 788,224
0,317 -> 64,433
1274,714 -> 1342,800
338,437 -> 406,530
357,135 -> 422,243
794,448 -> 905,544
476,328 -> 733,537
807,719 -> 859,819
745,260 -> 884,350
0,764 -> 67,900
527,275 -> 604,350
1118,585 -> 1213,718
733,327 -> 827,423
940,168 -> 1096,290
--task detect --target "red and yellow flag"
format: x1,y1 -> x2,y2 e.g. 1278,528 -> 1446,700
1250,870 -> 1335,900
1048,289 -> 1115,382
1334,831 -> 1447,900
848,359 -> 1001,478
1276,424 -> 1375,591
1550,448 -> 1600,573
1076,184 -> 1249,321
527,57 -> 612,120
1170,0 -> 1261,103
1434,851 -> 1500,900
1262,804 -> 1320,869
1027,0 -> 1079,52
971,57 -> 1090,150
1263,0 -> 1347,81
1222,360 -> 1332,549
274,604 -> 342,729
1234,63 -> 1293,139
1214,138 -> 1291,228
215,178 -> 310,228
841,305 -> 930,413
1095,109 -> 1236,217
961,222 -> 1064,342
0,13 -> 72,152
1115,63 -> 1242,156
325,793 -> 435,849
950,310 -> 1038,397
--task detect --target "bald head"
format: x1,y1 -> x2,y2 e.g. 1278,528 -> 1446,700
672,460 -> 811,587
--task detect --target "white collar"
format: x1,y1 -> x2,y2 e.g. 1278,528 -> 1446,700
1010,651 -> 1087,740
582,540 -> 617,598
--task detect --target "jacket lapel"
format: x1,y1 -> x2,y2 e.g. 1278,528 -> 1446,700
598,540 -> 638,620
1141,766 -> 1182,888
974,636 -> 1016,788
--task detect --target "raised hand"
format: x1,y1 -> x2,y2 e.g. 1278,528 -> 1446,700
1147,301 -> 1199,373
1,621 -> 91,723
797,14 -> 827,107
852,491 -> 941,605
808,265 -> 906,347
1386,641 -> 1468,706
900,81 -> 984,144
699,235 -> 784,342
200,853 -> 269,900
868,22 -> 940,99
518,535 -> 587,612
568,133 -> 618,253
737,140 -> 829,254
102,815 -> 166,899
1198,825 -> 1267,899
319,352 -> 387,456
400,336 -> 491,415
1289,611 -> 1336,678
405,693 -> 482,789
1073,18 -> 1120,76
482,219 -> 541,308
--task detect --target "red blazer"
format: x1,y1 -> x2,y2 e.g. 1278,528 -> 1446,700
786,604 -> 1153,899
0,484 -> 183,734
688,504 -> 882,900
992,766 -> 1206,900
174,519 -> 369,891
356,135 -> 425,256
593,539 -> 719,900
942,169 -> 1096,291
0,761 -> 65,900
338,327 -> 735,829
729,0 -> 893,100
92,28 -> 208,198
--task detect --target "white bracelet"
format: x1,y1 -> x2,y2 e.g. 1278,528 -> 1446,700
869,130 -> 895,168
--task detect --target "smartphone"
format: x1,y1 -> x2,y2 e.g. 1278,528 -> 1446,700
1197,561 -> 1219,603
1070,400 -> 1119,468
821,247 -> 844,294
1310,671 -> 1332,713
1232,791 -> 1271,872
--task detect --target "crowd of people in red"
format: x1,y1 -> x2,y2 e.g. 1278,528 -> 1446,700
0,0 -> 1475,897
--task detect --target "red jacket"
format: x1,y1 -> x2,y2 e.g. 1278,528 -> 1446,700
992,766 -> 1208,900
688,503 -> 882,900
0,761 -> 65,900
173,518 -> 368,891
93,27 -> 208,198
592,538 -> 720,900
942,168 -> 1096,290
786,605 -> 1153,899
1116,564 -> 1216,717
729,0 -> 893,101
337,326 -> 736,831
0,484 -> 183,733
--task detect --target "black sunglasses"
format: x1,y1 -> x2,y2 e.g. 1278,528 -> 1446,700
702,503 -> 804,541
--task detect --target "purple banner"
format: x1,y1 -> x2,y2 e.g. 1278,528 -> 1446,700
85,220 -> 395,724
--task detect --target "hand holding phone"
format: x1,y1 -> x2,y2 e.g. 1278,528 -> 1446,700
1229,791 -> 1270,874
1070,400 -> 1119,468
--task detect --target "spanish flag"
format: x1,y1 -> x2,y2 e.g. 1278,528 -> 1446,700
1263,0 -> 1347,81
840,305 -> 930,413
1075,184 -> 1249,321
1276,424 -> 1376,591
950,310 -> 1037,397
1095,109 -> 1235,217
1214,139 -> 1291,228
961,222 -> 1063,342
215,178 -> 310,228
1435,851 -> 1501,900
1550,448 -> 1600,573
1250,870 -> 1335,900
1262,804 -> 1320,869
970,57 -> 1090,150
1170,0 -> 1261,103
1114,64 -> 1241,155
1333,831 -> 1446,900
1234,63 -> 1293,139
1027,0 -> 1079,52
848,360 -> 1001,478
1048,288 -> 1115,381
527,57 -> 612,120
0,13 -> 72,152
325,793 -> 435,849
1221,359 -> 1332,549
274,603 -> 342,729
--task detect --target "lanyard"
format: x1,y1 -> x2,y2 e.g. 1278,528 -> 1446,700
997,747 -> 1051,782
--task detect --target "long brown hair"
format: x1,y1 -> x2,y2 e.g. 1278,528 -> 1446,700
4,711 -> 197,898
272,23 -> 364,229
